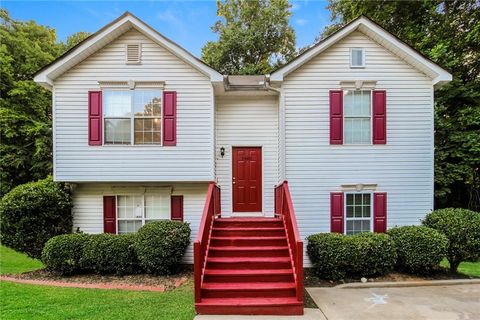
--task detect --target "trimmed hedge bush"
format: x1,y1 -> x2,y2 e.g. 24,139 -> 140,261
307,232 -> 396,280
423,208 -> 480,272
134,221 -> 191,275
82,233 -> 140,275
42,233 -> 89,275
389,226 -> 448,274
0,177 -> 73,258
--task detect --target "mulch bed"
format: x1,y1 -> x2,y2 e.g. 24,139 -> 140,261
303,267 -> 474,288
1,269 -> 192,292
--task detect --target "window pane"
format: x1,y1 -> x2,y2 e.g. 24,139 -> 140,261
346,205 -> 354,218
134,90 -> 162,116
134,118 -> 161,145
352,49 -> 364,66
105,119 -> 131,144
145,194 -> 170,219
104,90 -> 131,117
118,220 -> 142,234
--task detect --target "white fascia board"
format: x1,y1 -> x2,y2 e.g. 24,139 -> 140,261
34,14 -> 223,86
271,17 -> 452,84
127,15 -> 223,82
270,20 -> 360,81
359,19 -> 452,84
33,73 -> 53,90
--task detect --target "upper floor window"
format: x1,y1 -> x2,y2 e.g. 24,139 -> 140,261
103,89 -> 162,145
350,48 -> 365,68
344,90 -> 371,144
345,192 -> 372,235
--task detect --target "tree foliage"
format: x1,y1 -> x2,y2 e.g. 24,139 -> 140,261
201,0 -> 296,75
0,10 -> 90,196
323,0 -> 480,210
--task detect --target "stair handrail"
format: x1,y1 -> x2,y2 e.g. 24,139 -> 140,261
274,180 -> 304,302
194,182 -> 221,303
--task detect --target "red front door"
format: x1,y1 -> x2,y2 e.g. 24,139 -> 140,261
232,147 -> 262,212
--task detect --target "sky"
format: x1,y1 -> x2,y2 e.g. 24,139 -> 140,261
2,0 -> 332,57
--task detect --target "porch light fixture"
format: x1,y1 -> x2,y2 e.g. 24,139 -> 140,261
220,147 -> 225,158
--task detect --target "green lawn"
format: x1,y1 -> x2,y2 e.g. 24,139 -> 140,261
440,258 -> 480,278
0,245 -> 44,275
0,245 -> 195,319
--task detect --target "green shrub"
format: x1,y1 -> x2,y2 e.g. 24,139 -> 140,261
0,177 -> 73,258
307,233 -> 350,280
423,208 -> 480,272
389,226 -> 448,274
42,233 -> 89,275
350,233 -> 397,276
83,233 -> 140,275
134,221 -> 191,275
307,232 -> 396,280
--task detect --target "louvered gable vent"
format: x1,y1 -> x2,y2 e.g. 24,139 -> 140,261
126,43 -> 141,64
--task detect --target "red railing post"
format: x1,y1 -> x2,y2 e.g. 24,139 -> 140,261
194,182 -> 221,304
274,181 -> 303,303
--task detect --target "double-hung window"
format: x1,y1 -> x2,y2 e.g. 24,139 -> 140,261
344,90 -> 371,144
116,194 -> 170,234
345,192 -> 372,235
103,89 -> 162,145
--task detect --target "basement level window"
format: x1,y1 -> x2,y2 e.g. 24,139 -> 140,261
350,48 -> 365,68
126,43 -> 141,64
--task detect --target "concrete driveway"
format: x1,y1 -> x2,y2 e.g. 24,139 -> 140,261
308,284 -> 480,320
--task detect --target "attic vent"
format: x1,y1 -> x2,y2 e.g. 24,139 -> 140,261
126,43 -> 141,64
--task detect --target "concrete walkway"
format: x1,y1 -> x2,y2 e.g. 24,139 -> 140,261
308,284 -> 480,320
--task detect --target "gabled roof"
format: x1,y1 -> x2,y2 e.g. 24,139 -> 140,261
34,12 -> 223,90
270,16 -> 452,86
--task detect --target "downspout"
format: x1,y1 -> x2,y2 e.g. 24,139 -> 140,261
263,74 -> 281,93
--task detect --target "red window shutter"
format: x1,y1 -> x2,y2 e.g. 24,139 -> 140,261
103,196 -> 116,234
330,192 -> 344,233
329,90 -> 343,144
163,91 -> 177,146
372,90 -> 387,144
88,91 -> 102,146
171,196 -> 184,222
373,192 -> 387,233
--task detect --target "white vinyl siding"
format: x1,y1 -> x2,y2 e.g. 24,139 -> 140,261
215,96 -> 279,216
71,182 -> 209,263
282,31 -> 434,266
53,29 -> 214,182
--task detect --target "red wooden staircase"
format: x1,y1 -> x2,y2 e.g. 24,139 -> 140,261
194,182 -> 303,315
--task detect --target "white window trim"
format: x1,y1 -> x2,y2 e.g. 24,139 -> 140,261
350,48 -> 365,68
102,88 -> 164,146
344,191 -> 373,235
343,89 -> 373,145
114,193 -> 171,234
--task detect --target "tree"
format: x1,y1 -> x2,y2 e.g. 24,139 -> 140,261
322,0 -> 480,210
201,0 -> 296,75
0,10 -> 90,196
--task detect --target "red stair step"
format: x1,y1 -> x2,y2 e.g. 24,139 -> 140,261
215,218 -> 283,228
204,269 -> 294,283
210,236 -> 288,247
208,245 -> 289,257
202,282 -> 296,298
212,227 -> 285,237
195,297 -> 303,315
206,257 -> 292,270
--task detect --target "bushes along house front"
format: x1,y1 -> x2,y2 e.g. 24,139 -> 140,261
0,177 -> 73,259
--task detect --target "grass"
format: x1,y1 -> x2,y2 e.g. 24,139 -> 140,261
0,245 -> 195,319
0,281 -> 195,320
440,258 -> 480,278
0,245 -> 44,275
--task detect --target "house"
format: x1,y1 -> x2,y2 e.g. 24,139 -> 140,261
34,12 -> 452,315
